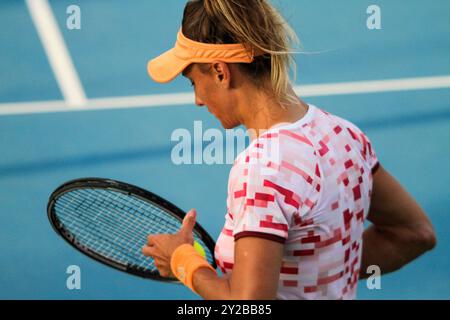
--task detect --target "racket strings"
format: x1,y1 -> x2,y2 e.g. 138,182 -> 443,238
58,194 -> 151,266
57,189 -> 176,268
75,189 -> 175,243
54,188 -> 213,272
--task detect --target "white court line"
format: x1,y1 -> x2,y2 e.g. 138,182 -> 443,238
296,75 -> 450,96
0,75 -> 449,116
26,0 -> 87,107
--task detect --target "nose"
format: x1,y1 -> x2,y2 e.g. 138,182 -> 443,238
195,95 -> 205,107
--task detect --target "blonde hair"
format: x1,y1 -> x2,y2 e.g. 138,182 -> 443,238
182,0 -> 300,109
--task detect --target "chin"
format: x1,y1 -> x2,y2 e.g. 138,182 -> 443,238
221,120 -> 239,130
211,112 -> 239,129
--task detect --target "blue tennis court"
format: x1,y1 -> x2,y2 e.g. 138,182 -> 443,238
0,0 -> 449,299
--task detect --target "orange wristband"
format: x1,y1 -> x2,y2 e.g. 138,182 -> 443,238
170,244 -> 216,293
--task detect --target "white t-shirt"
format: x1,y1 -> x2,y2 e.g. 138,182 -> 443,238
214,104 -> 379,300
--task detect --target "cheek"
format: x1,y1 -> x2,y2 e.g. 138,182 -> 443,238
205,85 -> 227,107
201,83 -> 218,102
198,84 -> 239,126
208,93 -> 229,115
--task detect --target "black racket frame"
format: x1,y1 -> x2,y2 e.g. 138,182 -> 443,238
47,178 -> 217,282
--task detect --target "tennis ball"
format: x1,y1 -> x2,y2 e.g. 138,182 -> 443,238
193,241 -> 206,259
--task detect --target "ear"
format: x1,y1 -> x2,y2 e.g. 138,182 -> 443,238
211,61 -> 231,88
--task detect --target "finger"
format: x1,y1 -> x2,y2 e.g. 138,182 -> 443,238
154,263 -> 169,277
147,234 -> 156,245
159,270 -> 170,278
154,263 -> 170,278
142,245 -> 156,257
179,209 -> 197,236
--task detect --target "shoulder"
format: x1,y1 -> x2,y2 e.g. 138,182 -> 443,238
328,114 -> 379,172
230,128 -> 322,200
236,128 -> 318,167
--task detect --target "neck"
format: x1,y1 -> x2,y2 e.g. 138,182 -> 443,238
237,85 -> 309,141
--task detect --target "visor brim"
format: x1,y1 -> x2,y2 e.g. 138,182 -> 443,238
147,48 -> 191,84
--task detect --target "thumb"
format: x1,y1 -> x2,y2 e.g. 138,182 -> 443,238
180,209 -> 197,235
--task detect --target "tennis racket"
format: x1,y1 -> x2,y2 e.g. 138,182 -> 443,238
47,178 -> 217,282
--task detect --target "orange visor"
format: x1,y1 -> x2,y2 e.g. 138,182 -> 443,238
147,29 -> 264,83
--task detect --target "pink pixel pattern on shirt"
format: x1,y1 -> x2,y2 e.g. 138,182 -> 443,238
214,104 -> 380,300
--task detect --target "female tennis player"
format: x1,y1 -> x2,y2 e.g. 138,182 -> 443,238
142,0 -> 436,299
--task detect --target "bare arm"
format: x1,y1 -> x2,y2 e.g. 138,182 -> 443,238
360,164 -> 436,279
193,237 -> 284,300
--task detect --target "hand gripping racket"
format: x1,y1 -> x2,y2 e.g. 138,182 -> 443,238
47,178 -> 217,282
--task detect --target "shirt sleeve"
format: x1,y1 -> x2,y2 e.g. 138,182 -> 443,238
340,119 -> 380,175
361,131 -> 380,174
228,145 -> 321,244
